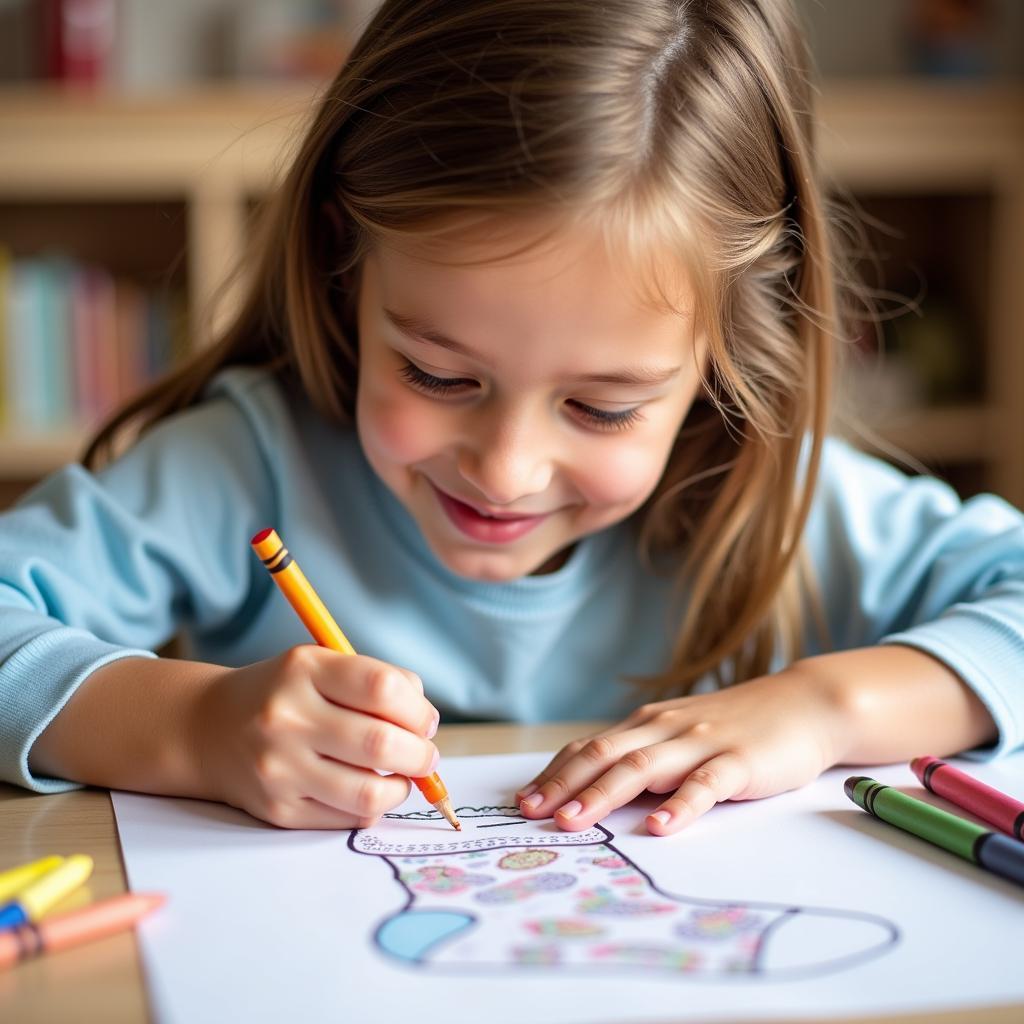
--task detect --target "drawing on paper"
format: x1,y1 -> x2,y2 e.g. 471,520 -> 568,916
348,805 -> 899,978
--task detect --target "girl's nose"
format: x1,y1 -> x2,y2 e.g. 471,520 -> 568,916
456,414 -> 554,507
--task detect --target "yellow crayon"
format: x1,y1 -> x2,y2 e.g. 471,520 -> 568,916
0,856 -> 64,903
0,854 -> 93,930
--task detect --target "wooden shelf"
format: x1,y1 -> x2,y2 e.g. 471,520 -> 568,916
843,404 -> 991,465
0,83 -> 314,198
0,80 -> 1022,501
1,79 -> 1018,195
0,430 -> 84,477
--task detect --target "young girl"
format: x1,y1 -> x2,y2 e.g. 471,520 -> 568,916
2,0 -> 1019,838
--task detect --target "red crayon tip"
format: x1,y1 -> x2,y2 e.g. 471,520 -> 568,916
910,755 -> 939,782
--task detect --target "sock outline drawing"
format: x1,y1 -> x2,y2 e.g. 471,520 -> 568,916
348,805 -> 899,980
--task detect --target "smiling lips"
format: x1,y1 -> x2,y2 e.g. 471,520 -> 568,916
431,484 -> 550,543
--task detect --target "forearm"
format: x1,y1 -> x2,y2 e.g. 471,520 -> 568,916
28,657 -> 230,799
788,644 -> 998,765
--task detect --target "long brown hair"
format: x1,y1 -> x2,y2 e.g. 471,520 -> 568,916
86,0 -> 863,695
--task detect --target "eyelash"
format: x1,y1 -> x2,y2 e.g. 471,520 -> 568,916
398,361 -> 644,431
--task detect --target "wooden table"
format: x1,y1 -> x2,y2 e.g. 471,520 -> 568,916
0,721 -> 1019,1024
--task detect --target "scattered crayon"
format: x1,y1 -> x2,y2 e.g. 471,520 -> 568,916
845,777 -> 1024,889
0,892 -> 165,971
912,755 -> 1024,841
0,854 -> 93,930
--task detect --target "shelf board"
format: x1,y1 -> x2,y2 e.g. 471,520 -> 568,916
844,404 -> 991,465
0,430 -> 84,476
0,83 -> 316,198
816,80 -> 1024,192
0,80 -> 1019,199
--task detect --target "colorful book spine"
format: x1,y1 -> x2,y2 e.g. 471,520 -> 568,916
0,255 -> 183,435
6,260 -> 45,432
0,246 -> 10,430
37,256 -> 74,429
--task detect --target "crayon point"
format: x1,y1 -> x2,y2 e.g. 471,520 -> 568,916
844,776 -> 869,800
435,796 -> 461,831
910,755 -> 937,782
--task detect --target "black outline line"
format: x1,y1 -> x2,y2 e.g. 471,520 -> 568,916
347,805 -> 901,981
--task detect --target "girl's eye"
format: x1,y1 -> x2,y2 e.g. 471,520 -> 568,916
399,361 -> 476,394
568,401 -> 644,431
399,359 -> 643,432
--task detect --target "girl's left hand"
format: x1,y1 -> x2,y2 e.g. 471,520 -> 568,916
515,668 -> 849,836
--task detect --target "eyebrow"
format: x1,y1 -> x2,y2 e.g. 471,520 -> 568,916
383,308 -> 681,388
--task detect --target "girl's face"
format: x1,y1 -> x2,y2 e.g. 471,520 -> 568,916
355,220 -> 705,581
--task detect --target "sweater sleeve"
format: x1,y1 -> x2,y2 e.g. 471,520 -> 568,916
806,439 -> 1024,760
0,388 -> 277,792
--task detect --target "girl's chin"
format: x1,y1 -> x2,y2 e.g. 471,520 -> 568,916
429,540 -> 562,582
440,553 -> 540,582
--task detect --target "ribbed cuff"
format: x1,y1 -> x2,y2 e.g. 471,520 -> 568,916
882,603 -> 1024,761
0,626 -> 157,792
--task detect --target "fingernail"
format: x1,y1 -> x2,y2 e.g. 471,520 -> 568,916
429,748 -> 440,772
427,713 -> 439,739
517,783 -> 538,799
556,800 -> 582,820
520,793 -> 543,810
648,810 -> 671,827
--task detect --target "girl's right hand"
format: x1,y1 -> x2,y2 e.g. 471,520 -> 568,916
195,645 -> 440,829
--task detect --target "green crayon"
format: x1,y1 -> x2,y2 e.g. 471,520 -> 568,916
845,776 -> 1024,889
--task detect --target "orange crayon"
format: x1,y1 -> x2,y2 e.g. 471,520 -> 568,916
0,893 -> 165,970
250,527 -> 461,831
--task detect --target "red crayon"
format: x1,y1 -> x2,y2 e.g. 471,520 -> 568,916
911,755 -> 1024,842
0,892 -> 165,971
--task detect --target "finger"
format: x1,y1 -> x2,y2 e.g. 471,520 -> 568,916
394,666 -> 425,695
514,735 -> 596,801
262,799 -> 369,831
552,745 -> 667,831
645,752 -> 751,836
313,655 -> 438,737
514,707 -> 678,800
302,755 -> 413,822
518,726 -> 666,817
313,706 -> 439,778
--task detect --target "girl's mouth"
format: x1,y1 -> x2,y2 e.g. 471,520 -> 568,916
431,484 -> 549,544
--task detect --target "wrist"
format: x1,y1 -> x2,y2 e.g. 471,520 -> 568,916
178,661 -> 235,802
775,656 -> 860,767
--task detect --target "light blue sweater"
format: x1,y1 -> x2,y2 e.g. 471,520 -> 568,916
2,368 -> 1023,792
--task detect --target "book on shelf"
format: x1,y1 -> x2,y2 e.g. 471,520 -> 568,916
0,247 -> 186,438
0,248 -> 8,427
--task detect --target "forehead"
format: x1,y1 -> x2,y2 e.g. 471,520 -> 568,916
365,214 -> 695,342
349,805 -> 609,855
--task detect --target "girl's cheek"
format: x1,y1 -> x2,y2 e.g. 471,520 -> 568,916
576,440 -> 666,508
359,384 -> 448,465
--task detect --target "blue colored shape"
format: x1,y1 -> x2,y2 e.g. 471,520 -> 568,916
376,909 -> 475,963
0,903 -> 28,930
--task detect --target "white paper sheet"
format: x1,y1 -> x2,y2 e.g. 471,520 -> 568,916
112,752 -> 1024,1023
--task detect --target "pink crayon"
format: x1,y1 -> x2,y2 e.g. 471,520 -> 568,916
911,755 -> 1024,842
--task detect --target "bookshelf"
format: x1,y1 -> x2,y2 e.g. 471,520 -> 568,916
0,81 -> 1022,506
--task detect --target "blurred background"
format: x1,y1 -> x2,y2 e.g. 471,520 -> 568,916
0,0 -> 1021,510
